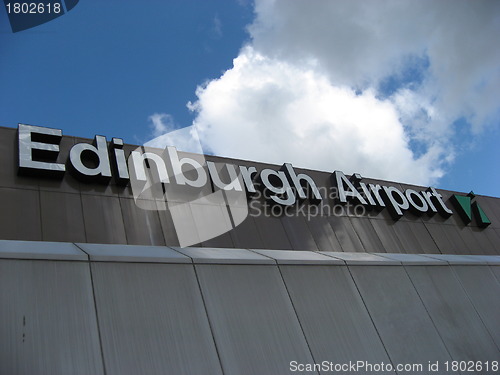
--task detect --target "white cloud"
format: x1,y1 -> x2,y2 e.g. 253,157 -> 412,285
248,0 -> 500,135
212,14 -> 222,38
150,0 -> 500,186
148,113 -> 176,137
145,114 -> 203,154
189,47 -> 444,185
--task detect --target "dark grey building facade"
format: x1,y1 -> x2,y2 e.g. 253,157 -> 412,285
1,124 -> 499,374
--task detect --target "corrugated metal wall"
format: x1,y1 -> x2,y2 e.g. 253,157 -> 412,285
2,126 -> 500,374
1,126 -> 499,254
1,241 -> 499,375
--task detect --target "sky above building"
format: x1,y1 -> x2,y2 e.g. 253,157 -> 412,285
1,0 -> 499,196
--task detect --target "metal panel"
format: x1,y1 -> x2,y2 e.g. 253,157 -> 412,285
405,220 -> 440,254
195,264 -> 315,375
405,266 -> 500,362
166,201 -> 202,248
321,251 -> 399,265
442,225 -> 470,254
279,265 -> 394,374
81,194 -> 127,244
253,249 -> 344,265
349,217 -> 385,252
424,222 -> 458,254
491,199 -> 500,229
328,216 -> 364,252
156,204 -> 181,247
349,265 -> 457,373
0,187 -> 42,241
374,253 -> 446,265
76,243 -> 191,263
491,266 -> 500,283
0,240 -> 87,260
476,196 -> 500,229
364,205 -> 394,221
465,255 -> 500,265
228,209 -> 265,249
254,213 -> 293,250
422,254 -> 488,265
173,246 -> 275,265
469,226 -> 498,255
281,214 -> 318,250
202,233 -> 235,255
369,219 -> 404,253
78,178 -> 122,197
119,197 -> 165,246
494,229 -> 500,254
452,266 -> 500,348
91,262 -> 223,375
392,220 -> 424,254
40,191 -> 86,242
305,215 -> 343,251
192,204 -> 235,248
454,225 -> 480,255
0,259 -> 104,375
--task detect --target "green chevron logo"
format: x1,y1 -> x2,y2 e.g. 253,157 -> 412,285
451,192 -> 491,228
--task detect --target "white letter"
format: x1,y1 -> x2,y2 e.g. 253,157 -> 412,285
129,151 -> 169,183
260,168 -> 296,206
207,161 -> 242,191
18,123 -> 65,177
382,186 -> 409,218
167,146 -> 207,188
333,170 -> 367,204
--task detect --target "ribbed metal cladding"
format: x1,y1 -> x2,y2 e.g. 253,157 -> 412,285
1,125 -> 499,254
1,243 -> 500,375
0,241 -> 100,375
1,124 -> 500,374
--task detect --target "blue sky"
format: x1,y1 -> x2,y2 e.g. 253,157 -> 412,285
1,0 -> 499,197
0,1 -> 252,139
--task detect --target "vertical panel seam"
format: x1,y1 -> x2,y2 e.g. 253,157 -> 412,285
302,216 -> 322,251
79,191 -> 89,243
191,264 -> 226,375
349,217 -> 384,253
345,265 -> 398,375
303,216 -> 330,251
490,265 -> 500,284
422,222 -> 443,254
275,264 -> 321,375
152,203 -> 167,246
449,265 -> 500,354
37,188 -> 44,241
328,216 -> 344,251
87,261 -> 108,375
252,217 -> 268,250
117,197 -> 129,245
401,265 -> 456,363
